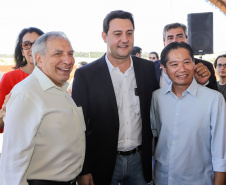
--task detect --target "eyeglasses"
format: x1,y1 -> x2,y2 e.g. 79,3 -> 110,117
21,41 -> 35,50
217,64 -> 226,68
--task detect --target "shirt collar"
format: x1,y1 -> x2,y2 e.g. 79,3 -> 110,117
164,78 -> 198,97
32,66 -> 69,92
105,54 -> 133,74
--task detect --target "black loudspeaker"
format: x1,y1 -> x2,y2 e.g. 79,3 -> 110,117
187,12 -> 213,55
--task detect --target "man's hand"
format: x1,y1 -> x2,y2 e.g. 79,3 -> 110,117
214,172 -> 226,185
77,173 -> 95,185
0,93 -> 11,128
194,63 -> 211,85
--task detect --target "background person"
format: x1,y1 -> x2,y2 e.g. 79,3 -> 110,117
154,23 -> 218,90
214,54 -> 226,101
131,46 -> 142,57
0,31 -> 85,185
0,27 -> 44,132
67,61 -> 88,96
149,51 -> 159,62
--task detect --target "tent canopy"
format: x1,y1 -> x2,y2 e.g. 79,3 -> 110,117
207,0 -> 226,14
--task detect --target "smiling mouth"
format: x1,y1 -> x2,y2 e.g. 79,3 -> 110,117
118,45 -> 128,48
58,67 -> 70,71
177,74 -> 188,78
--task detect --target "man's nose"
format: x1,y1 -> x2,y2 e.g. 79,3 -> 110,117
121,34 -> 129,42
62,55 -> 72,64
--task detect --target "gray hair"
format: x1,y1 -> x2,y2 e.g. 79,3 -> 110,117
32,31 -> 71,65
163,23 -> 188,41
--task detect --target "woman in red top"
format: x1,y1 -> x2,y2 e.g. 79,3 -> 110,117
0,27 -> 44,132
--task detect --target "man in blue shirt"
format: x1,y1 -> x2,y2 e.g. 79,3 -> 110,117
151,42 -> 226,185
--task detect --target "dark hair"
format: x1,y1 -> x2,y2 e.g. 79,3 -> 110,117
78,61 -> 88,66
14,27 -> 44,69
163,23 -> 187,41
131,46 -> 142,56
160,42 -> 194,68
103,10 -> 134,34
149,51 -> 159,60
214,54 -> 226,68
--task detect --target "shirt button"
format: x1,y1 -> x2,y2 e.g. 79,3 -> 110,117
176,113 -> 178,116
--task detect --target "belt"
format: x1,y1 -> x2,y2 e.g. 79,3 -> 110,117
27,178 -> 77,185
117,145 -> 141,156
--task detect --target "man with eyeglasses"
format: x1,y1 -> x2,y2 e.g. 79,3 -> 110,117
154,23 -> 218,90
149,52 -> 159,62
214,54 -> 226,101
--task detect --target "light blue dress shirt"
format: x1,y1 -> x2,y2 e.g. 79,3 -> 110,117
151,79 -> 226,185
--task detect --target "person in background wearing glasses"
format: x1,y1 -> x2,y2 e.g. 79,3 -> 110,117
214,54 -> 226,101
149,51 -> 159,62
0,27 -> 44,132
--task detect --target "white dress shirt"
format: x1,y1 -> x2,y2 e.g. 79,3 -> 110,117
105,55 -> 142,151
0,67 -> 86,185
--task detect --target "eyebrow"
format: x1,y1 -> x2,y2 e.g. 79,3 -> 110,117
168,58 -> 192,64
167,33 -> 184,38
113,29 -> 134,33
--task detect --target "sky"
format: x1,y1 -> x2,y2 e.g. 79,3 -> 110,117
0,0 -> 225,55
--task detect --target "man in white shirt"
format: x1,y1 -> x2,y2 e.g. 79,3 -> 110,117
72,10 -> 159,185
0,32 -> 86,185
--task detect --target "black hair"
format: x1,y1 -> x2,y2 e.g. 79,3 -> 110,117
78,61 -> 88,66
14,27 -> 44,69
131,46 -> 142,56
160,42 -> 194,68
149,51 -> 159,60
103,10 -> 134,34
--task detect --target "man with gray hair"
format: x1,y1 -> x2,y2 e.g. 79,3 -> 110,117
0,31 -> 86,185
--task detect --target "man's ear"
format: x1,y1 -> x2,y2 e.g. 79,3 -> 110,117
102,32 -> 107,43
35,53 -> 43,68
161,64 -> 167,74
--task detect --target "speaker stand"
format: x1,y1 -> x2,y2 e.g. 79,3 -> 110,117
199,54 -> 203,60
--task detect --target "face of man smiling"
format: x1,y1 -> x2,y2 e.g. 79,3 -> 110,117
162,48 -> 194,91
102,18 -> 134,62
36,37 -> 75,87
